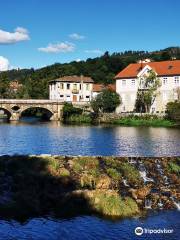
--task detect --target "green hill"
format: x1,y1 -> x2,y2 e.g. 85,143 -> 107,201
0,47 -> 180,99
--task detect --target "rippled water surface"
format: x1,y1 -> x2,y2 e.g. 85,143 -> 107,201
0,118 -> 180,239
0,118 -> 180,156
0,211 -> 179,240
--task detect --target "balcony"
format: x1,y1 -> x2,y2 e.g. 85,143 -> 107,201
72,89 -> 79,94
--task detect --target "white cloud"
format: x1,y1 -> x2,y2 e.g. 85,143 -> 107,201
38,42 -> 75,53
0,56 -> 10,71
0,27 -> 30,44
69,33 -> 85,40
85,49 -> 103,54
76,58 -> 81,62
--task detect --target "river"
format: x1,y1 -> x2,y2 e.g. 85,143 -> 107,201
0,118 -> 180,239
0,118 -> 180,156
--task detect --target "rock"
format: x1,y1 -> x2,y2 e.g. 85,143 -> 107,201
129,186 -> 151,200
68,160 -> 74,168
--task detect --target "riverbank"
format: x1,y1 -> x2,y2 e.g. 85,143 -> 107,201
112,117 -> 175,127
64,113 -> 177,127
0,155 -> 179,221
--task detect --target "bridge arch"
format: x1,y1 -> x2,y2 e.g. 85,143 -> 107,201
20,106 -> 54,120
0,107 -> 12,120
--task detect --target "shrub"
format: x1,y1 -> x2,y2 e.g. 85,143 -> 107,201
119,162 -> 142,186
62,102 -> 83,120
59,168 -> 70,177
166,101 -> 180,122
86,190 -> 139,217
72,157 -> 99,173
106,168 -> 122,181
168,162 -> 180,174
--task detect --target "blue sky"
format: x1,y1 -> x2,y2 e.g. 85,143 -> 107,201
0,0 -> 180,70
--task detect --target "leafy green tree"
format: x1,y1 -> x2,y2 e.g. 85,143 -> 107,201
166,101 -> 180,122
135,70 -> 161,113
91,89 -> 121,114
62,102 -> 83,120
0,72 -> 11,98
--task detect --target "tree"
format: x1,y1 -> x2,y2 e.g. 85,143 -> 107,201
166,101 -> 180,122
91,89 -> 121,114
62,102 -> 83,120
0,72 -> 11,98
135,70 -> 161,113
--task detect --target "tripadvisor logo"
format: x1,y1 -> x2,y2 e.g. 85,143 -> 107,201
135,227 -> 143,236
135,226 -> 174,236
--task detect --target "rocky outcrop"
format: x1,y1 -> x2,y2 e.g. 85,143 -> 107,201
0,155 -> 179,220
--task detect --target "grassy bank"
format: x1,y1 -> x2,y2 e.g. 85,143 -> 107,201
112,117 -> 175,127
64,114 -> 92,124
0,155 -> 179,221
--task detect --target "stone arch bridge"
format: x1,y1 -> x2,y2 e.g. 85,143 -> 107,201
0,99 -> 64,121
0,99 -> 90,121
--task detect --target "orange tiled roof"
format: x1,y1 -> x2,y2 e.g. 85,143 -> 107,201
93,84 -> 116,92
50,75 -> 94,83
93,84 -> 105,92
115,60 -> 180,79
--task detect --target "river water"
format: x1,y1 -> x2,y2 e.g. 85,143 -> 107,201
0,118 -> 180,156
0,118 -> 180,239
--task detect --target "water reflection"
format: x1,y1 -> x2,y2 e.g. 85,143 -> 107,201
0,119 -> 180,156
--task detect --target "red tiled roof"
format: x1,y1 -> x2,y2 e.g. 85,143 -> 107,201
93,84 -> 116,92
50,75 -> 94,83
115,60 -> 180,79
93,84 -> 105,92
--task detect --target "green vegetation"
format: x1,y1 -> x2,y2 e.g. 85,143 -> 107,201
106,168 -> 122,181
119,162 -> 142,186
1,47 -> 180,99
65,114 -> 92,124
62,102 -> 92,124
135,70 -> 161,113
166,101 -> 180,123
113,117 -> 175,127
0,155 -> 179,221
168,161 -> 180,174
86,191 -> 139,217
91,89 -> 121,114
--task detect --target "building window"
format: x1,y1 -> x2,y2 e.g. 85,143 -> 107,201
86,84 -> 89,91
163,77 -> 168,85
86,96 -> 90,99
73,84 -> 77,90
174,76 -> 179,85
67,83 -> 70,89
122,80 -> 126,86
131,79 -> 135,86
80,84 -> 82,90
60,83 -> 64,89
60,95 -> 64,98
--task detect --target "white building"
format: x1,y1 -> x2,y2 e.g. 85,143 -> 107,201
49,75 -> 94,102
115,60 -> 180,113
